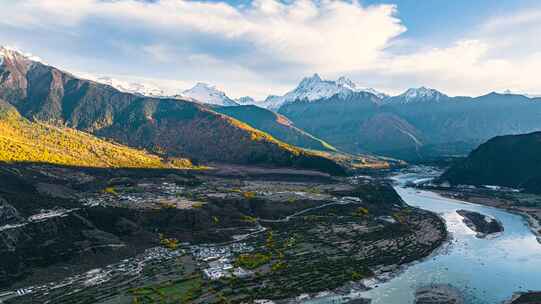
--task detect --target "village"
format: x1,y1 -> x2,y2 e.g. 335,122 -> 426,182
79,181 -> 204,209
0,246 -> 186,303
190,242 -> 255,281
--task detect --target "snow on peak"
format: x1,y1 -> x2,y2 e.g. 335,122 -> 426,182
235,96 -> 256,105
181,83 -> 238,106
336,76 -> 357,91
94,76 -> 168,97
277,74 -> 355,106
362,88 -> 389,100
0,46 -> 43,65
261,74 -> 387,109
398,87 -> 447,102
297,73 -> 323,88
260,95 -> 283,110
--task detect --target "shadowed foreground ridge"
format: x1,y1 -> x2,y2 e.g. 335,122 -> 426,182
441,131 -> 541,193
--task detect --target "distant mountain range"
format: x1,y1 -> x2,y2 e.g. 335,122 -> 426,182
277,77 -> 541,161
93,76 -> 169,98
440,132 -> 541,193
3,45 -> 541,164
384,87 -> 448,104
0,47 -> 345,175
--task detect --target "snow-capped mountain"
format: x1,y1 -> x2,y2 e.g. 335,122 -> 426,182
261,95 -> 284,110
0,47 -> 10,66
0,48 -> 174,99
280,73 -> 355,104
362,88 -> 390,100
0,46 -> 43,66
94,77 -> 168,97
235,96 -> 257,105
261,74 -> 388,110
335,76 -> 358,91
386,87 -> 448,104
180,83 -> 239,106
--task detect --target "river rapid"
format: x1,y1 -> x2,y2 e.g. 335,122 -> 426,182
359,167 -> 541,304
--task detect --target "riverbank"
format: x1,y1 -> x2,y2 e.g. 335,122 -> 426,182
358,169 -> 541,304
273,213 -> 449,304
361,209 -> 451,287
430,188 -> 541,244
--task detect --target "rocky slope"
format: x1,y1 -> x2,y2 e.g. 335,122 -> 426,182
0,47 -> 344,175
440,132 -> 541,193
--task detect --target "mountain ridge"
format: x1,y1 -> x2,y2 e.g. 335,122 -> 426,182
180,82 -> 239,106
214,105 -> 337,152
0,47 -> 346,175
0,99 -> 195,169
440,131 -> 541,193
279,85 -> 541,161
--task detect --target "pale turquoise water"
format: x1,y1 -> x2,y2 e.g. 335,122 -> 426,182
360,171 -> 541,304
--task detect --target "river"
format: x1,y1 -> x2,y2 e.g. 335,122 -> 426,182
357,167 -> 541,303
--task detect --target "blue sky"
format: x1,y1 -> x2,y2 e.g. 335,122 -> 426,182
1,0 -> 540,98
365,1 -> 538,41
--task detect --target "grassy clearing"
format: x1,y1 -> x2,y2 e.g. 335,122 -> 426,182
129,276 -> 203,303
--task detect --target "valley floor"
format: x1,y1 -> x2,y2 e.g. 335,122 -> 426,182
0,163 -> 446,304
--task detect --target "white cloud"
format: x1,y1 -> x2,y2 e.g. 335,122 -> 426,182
0,0 -> 540,98
381,8 -> 541,96
142,44 -> 174,63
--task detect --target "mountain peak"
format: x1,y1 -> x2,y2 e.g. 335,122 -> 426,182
400,87 -> 447,102
193,82 -> 215,90
93,76 -> 168,97
336,76 -> 357,90
235,96 -> 256,105
298,73 -> 323,88
362,88 -> 389,100
0,46 -> 20,59
0,46 -> 43,65
181,82 -> 238,106
261,74 -> 389,109
284,74 -> 354,104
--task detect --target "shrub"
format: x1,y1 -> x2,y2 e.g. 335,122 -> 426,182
243,191 -> 256,200
235,253 -> 271,269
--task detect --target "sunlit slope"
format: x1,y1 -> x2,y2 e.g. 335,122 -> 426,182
0,101 -> 194,169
